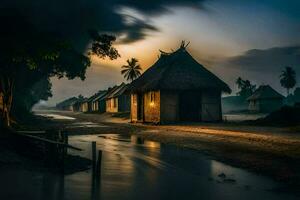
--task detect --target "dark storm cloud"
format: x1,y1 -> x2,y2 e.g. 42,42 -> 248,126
1,0 -> 206,48
116,14 -> 159,43
117,0 -> 206,15
225,46 -> 300,73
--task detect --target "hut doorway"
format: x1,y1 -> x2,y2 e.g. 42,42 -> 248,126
179,91 -> 201,121
137,94 -> 143,121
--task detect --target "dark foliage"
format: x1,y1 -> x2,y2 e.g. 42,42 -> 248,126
89,31 -> 120,60
257,106 -> 300,125
0,11 -> 118,127
235,77 -> 256,99
280,66 -> 297,95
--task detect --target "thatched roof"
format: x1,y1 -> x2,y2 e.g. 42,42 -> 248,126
105,83 -> 128,99
56,97 -> 78,107
80,98 -> 89,104
87,90 -> 107,103
247,85 -> 284,101
92,90 -> 108,102
127,46 -> 231,93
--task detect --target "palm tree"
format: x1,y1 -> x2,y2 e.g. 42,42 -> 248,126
280,66 -> 296,96
235,77 -> 256,98
121,58 -> 142,82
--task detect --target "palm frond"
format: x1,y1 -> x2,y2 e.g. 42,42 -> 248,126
121,69 -> 128,75
121,65 -> 130,69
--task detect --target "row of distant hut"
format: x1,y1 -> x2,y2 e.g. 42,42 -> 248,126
56,82 -> 131,114
56,44 -> 290,124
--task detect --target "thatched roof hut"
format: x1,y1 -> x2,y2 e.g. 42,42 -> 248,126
128,46 -> 231,93
128,44 -> 231,123
105,83 -> 130,113
90,90 -> 108,112
106,83 -> 129,99
247,85 -> 284,101
247,85 -> 284,113
85,90 -> 107,112
56,97 -> 78,111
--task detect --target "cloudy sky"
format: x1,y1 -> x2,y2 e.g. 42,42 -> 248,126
6,0 -> 299,105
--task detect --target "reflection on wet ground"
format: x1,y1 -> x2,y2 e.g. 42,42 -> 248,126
66,122 -> 108,128
36,113 -> 108,128
35,113 -> 76,120
0,133 -> 298,200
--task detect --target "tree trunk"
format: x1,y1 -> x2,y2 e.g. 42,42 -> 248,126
3,105 -> 10,127
0,76 -> 14,127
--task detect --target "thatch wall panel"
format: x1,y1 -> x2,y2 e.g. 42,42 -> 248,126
161,91 -> 179,122
131,94 -> 138,122
106,98 -> 118,113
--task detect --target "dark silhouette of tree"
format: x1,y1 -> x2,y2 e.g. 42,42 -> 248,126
235,77 -> 256,99
121,58 -> 142,82
89,30 -> 120,60
280,66 -> 296,96
0,13 -> 119,127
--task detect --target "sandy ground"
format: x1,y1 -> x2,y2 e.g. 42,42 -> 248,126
30,110 -> 300,188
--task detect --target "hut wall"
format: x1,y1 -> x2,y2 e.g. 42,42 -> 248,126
160,91 -> 179,123
118,95 -> 130,112
248,100 -> 259,112
67,105 -> 74,111
98,100 -> 106,113
106,98 -> 118,113
72,103 -> 80,112
131,94 -> 138,122
249,99 -> 282,113
81,102 -> 89,112
92,101 -> 98,111
88,102 -> 93,112
143,91 -> 160,123
201,91 -> 222,122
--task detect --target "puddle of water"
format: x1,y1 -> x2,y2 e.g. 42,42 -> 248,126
0,133 -> 297,200
67,122 -> 107,128
35,113 -> 76,120
67,134 -> 297,200
36,113 -> 107,128
223,114 -> 267,122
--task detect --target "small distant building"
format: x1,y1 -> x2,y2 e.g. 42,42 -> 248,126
106,83 -> 130,113
80,98 -> 89,112
127,45 -> 231,123
72,99 -> 83,112
247,85 -> 284,113
90,91 -> 108,113
56,97 -> 78,111
86,92 -> 102,112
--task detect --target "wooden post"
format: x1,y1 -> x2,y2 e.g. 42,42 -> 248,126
58,130 -> 62,141
61,131 -> 68,173
92,141 -> 96,172
63,131 -> 69,155
96,150 -> 102,177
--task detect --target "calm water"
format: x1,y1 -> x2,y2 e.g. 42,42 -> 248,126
0,113 -> 298,200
